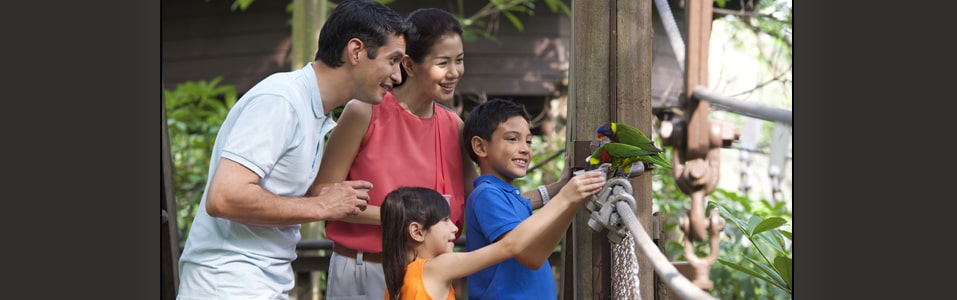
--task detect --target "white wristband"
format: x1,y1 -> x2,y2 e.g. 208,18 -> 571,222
538,185 -> 550,206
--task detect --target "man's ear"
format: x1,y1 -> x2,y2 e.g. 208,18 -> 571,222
346,38 -> 364,65
471,136 -> 488,158
409,222 -> 426,242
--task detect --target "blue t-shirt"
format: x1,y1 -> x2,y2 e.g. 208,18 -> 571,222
177,62 -> 337,300
465,174 -> 557,300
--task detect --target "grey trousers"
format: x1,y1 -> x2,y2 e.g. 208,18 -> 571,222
324,250 -> 386,300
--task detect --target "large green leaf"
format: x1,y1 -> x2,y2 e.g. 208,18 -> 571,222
743,256 -> 788,292
774,255 -> 792,290
718,258 -> 776,286
752,216 -> 787,235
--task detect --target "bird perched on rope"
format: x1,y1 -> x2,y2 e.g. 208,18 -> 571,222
596,122 -> 665,155
588,142 -> 673,178
595,122 -> 671,174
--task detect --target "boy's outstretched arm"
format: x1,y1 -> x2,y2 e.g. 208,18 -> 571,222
512,171 -> 605,269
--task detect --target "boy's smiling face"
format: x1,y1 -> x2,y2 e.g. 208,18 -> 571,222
479,115 -> 533,183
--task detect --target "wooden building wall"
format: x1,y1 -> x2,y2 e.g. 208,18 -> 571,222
162,0 -> 571,104
162,0 -> 685,114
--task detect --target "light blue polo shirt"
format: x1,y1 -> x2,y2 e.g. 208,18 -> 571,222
177,62 -> 336,300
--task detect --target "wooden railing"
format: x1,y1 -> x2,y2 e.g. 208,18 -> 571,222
289,236 -> 563,300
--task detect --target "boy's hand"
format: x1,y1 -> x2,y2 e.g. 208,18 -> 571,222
556,171 -> 605,204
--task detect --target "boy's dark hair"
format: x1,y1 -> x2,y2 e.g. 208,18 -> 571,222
381,186 -> 451,300
395,8 -> 464,87
462,98 -> 531,163
314,0 -> 411,67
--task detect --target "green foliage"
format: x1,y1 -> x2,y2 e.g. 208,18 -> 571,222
164,77 -> 238,243
655,175 -> 792,299
709,190 -> 792,297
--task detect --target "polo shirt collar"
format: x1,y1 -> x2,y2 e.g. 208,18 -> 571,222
473,174 -> 522,196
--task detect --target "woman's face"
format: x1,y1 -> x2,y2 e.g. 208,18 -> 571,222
413,34 -> 464,105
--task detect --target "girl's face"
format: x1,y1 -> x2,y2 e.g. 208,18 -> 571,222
482,115 -> 533,183
424,217 -> 459,257
412,34 -> 464,106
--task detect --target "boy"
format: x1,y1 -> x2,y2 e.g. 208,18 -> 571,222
463,98 -> 602,299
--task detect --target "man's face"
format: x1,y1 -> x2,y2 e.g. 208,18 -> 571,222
355,34 -> 406,105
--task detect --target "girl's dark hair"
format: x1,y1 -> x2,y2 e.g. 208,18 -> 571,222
394,8 -> 464,87
381,186 -> 451,300
314,0 -> 411,67
462,98 -> 531,163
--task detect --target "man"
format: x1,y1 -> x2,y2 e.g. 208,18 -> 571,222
176,1 -> 410,299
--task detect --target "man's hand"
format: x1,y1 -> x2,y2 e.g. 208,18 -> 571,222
315,180 -> 372,219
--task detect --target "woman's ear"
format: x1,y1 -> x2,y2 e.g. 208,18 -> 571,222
408,222 -> 426,242
401,56 -> 415,78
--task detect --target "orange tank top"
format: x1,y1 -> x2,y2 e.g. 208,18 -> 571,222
385,259 -> 456,300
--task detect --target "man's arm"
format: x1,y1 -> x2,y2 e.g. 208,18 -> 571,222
205,158 -> 370,226
310,100 -> 381,225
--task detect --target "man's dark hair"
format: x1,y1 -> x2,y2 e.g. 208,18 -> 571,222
314,0 -> 411,67
462,98 -> 531,163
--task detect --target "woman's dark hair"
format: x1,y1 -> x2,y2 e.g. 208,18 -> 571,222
315,0 -> 411,67
381,186 -> 451,300
395,8 -> 464,87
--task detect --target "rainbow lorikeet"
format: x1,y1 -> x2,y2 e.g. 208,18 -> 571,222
596,122 -> 664,154
588,142 -> 673,176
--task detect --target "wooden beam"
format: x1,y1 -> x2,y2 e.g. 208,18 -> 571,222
616,0 -> 656,299
684,0 -> 714,158
568,0 -> 611,298
567,0 -> 655,298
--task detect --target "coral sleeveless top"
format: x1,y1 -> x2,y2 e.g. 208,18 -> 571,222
325,92 -> 466,253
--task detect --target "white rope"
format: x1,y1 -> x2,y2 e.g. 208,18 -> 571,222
616,201 -> 717,300
612,233 -> 641,299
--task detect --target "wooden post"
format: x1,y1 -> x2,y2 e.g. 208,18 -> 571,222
566,0 -> 654,298
567,0 -> 611,298
616,0 -> 656,299
684,0 -> 713,159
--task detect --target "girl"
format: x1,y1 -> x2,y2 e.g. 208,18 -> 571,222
381,172 -> 604,300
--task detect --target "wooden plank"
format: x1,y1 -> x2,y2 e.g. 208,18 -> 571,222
162,12 -> 290,40
162,32 -> 291,60
464,35 -> 569,54
684,0 -> 714,157
463,55 -> 567,76
568,0 -> 611,298
161,0 -> 289,19
459,74 -> 564,96
616,0 -> 656,298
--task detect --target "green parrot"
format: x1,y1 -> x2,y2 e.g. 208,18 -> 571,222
596,122 -> 664,154
588,142 -> 673,176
